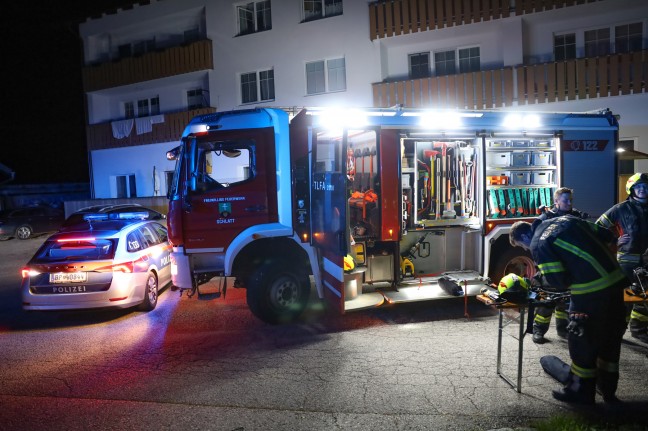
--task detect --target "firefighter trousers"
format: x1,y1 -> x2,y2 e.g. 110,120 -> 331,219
533,301 -> 569,336
567,291 -> 626,400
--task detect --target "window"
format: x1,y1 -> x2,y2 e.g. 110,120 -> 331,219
615,22 -> 642,53
187,89 -> 205,110
260,69 -> 275,101
458,47 -> 480,73
554,33 -> 576,61
149,97 -> 160,115
303,0 -> 343,22
195,142 -> 253,192
116,174 -> 137,198
237,1 -> 272,36
585,28 -> 610,57
306,58 -> 346,95
434,50 -> 456,77
409,52 -> 430,79
240,69 -> 274,104
125,102 -> 135,119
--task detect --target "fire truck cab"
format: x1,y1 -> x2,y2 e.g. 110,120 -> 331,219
166,107 -> 619,324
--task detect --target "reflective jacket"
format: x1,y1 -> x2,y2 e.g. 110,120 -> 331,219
529,215 -> 627,312
596,197 -> 648,267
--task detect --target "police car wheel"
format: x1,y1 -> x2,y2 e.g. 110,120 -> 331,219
247,261 -> 310,324
138,272 -> 159,311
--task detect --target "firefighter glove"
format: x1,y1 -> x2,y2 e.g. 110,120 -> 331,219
566,312 -> 588,337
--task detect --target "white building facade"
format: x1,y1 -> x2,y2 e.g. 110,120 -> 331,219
79,0 -> 648,198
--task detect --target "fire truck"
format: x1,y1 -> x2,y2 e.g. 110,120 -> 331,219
166,107 -> 619,323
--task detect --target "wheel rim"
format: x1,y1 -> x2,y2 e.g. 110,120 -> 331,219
147,274 -> 158,304
503,255 -> 536,278
16,226 -> 31,239
269,274 -> 299,309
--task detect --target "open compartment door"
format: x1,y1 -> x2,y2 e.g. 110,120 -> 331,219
310,130 -> 348,314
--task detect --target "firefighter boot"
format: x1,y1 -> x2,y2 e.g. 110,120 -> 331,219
596,369 -> 620,404
552,374 -> 596,405
533,307 -> 552,343
629,313 -> 648,343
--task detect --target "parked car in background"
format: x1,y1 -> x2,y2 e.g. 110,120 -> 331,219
21,212 -> 171,312
0,207 -> 65,240
62,204 -> 165,228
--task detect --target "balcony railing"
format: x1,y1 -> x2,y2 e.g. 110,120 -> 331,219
82,39 -> 213,92
372,51 -> 647,109
86,108 -> 217,151
369,0 -> 602,41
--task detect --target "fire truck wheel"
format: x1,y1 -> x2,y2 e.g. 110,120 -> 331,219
246,262 -> 310,324
491,247 -> 536,284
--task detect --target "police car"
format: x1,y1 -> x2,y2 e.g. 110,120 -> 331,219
21,212 -> 172,312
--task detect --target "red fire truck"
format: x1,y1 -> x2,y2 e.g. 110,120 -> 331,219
166,107 -> 619,323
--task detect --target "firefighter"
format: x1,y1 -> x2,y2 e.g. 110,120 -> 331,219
532,187 -> 588,344
596,173 -> 648,343
509,216 -> 627,404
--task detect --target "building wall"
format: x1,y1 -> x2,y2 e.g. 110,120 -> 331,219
91,141 -> 179,198
79,0 -> 648,198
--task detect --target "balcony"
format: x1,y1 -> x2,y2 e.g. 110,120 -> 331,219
85,108 -> 217,151
372,51 -> 647,109
369,0 -> 601,41
82,39 -> 213,92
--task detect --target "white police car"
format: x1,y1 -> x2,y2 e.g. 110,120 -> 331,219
21,212 -> 171,312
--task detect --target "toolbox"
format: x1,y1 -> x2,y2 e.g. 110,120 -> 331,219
487,152 -> 511,167
510,171 -> 531,185
512,152 -> 531,166
532,152 -> 551,166
532,171 -> 552,185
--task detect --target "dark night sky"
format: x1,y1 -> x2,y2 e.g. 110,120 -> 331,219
3,2 -> 135,185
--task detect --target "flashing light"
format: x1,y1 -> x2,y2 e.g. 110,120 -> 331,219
419,111 -> 463,130
310,108 -> 369,131
302,233 -> 309,242
57,237 -> 96,242
503,113 -> 541,129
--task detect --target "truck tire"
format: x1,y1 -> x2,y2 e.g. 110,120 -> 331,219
490,247 -> 536,285
246,261 -> 310,324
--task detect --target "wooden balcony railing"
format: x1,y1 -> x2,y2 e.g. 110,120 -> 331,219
82,39 -> 213,92
369,0 -> 601,40
372,51 -> 647,109
86,108 -> 217,151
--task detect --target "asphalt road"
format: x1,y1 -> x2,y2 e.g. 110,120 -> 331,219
1,236 -> 648,431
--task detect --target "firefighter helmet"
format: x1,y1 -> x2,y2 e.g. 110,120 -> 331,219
344,254 -> 355,272
626,173 -> 648,195
498,273 -> 530,302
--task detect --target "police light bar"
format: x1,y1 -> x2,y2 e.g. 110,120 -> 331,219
108,212 -> 149,220
83,214 -> 109,222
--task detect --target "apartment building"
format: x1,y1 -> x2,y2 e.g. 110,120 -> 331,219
79,0 -> 648,198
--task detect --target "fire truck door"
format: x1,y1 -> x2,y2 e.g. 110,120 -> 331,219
183,129 -> 277,252
310,135 -> 348,314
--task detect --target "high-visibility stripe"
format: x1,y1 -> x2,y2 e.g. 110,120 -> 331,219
538,261 -> 564,274
618,252 -> 640,264
630,309 -> 648,322
555,238 -> 606,276
570,362 -> 596,379
570,269 -> 626,295
555,309 -> 568,319
534,314 -> 552,324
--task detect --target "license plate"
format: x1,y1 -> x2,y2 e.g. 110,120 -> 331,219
49,272 -> 87,283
